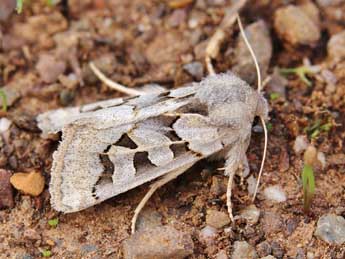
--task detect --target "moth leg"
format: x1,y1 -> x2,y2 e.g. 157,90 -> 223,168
224,145 -> 243,223
131,164 -> 193,234
239,155 -> 250,186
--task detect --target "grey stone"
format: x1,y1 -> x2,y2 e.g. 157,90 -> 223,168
135,209 -> 162,232
274,5 -> 320,46
239,205 -> 260,225
327,30 -> 345,61
206,209 -> 230,229
232,241 -> 257,259
264,185 -> 287,203
123,226 -> 194,259
233,20 -> 272,85
314,214 -> 345,245
183,62 -> 204,81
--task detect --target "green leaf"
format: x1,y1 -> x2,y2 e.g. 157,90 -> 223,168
42,250 -> 52,257
280,66 -> 313,86
269,92 -> 280,101
302,164 -> 315,213
266,122 -> 273,132
48,218 -> 59,227
0,89 -> 7,112
16,0 -> 24,14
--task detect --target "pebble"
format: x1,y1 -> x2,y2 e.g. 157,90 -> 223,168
266,68 -> 288,99
270,241 -> 284,259
199,225 -> 218,245
262,212 -> 283,235
168,9 -> 187,27
294,136 -> 309,155
123,226 -> 194,259
36,54 -> 66,83
0,118 -> 12,133
231,241 -> 257,259
247,175 -> 257,196
0,169 -> 14,209
274,5 -> 320,46
206,209 -> 230,229
239,205 -> 260,225
183,62 -> 204,81
10,171 -> 45,196
233,20 -> 272,84
314,214 -> 345,245
261,256 -> 276,259
263,185 -> 287,203
0,0 -> 15,21
327,30 -> 345,61
210,176 -> 227,196
135,209 -> 162,232
256,241 -> 271,257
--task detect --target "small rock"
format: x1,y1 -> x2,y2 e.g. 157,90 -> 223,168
23,228 -> 41,241
210,176 -> 227,196
10,171 -> 45,196
317,152 -> 326,169
183,62 -> 204,80
206,209 -> 230,229
135,209 -> 162,232
215,249 -> 228,259
123,226 -> 194,259
36,54 -> 66,83
256,241 -> 271,257
0,169 -> 14,209
247,175 -> 257,196
262,212 -> 283,235
294,135 -> 309,154
81,244 -> 98,253
199,225 -> 218,245
270,241 -> 284,259
22,254 -> 34,259
233,20 -> 272,84
263,185 -> 287,203
314,214 -> 345,245
232,241 -> 257,259
0,0 -> 16,21
0,118 -> 12,133
327,30 -> 345,61
274,5 -> 320,46
261,256 -> 276,259
239,205 -> 260,225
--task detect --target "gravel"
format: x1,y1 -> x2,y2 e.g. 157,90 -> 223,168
231,241 -> 257,259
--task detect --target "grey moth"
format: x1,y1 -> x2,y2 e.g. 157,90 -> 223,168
38,73 -> 268,228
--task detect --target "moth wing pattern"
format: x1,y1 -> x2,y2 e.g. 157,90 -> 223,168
50,85 -> 227,213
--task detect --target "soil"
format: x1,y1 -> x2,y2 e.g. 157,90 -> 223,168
0,0 -> 345,258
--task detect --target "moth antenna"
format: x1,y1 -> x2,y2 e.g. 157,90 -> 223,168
89,62 -> 144,96
252,116 -> 268,200
236,15 -> 268,200
236,14 -> 262,93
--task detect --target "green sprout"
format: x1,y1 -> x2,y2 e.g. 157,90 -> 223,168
0,89 -> 7,112
16,0 -> 24,13
269,92 -> 280,101
301,164 -> 315,213
41,249 -> 52,257
266,122 -> 273,132
304,119 -> 333,139
280,66 -> 315,87
48,218 -> 59,227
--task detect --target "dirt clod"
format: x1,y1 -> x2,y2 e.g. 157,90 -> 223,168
206,209 -> 230,229
231,241 -> 257,259
10,171 -> 45,196
123,226 -> 194,259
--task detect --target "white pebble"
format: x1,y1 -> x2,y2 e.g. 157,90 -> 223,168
294,135 -> 309,154
264,185 -> 287,203
317,152 -> 326,169
0,118 -> 12,133
199,226 -> 217,244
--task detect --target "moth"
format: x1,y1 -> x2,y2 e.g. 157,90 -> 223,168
37,15 -> 269,233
